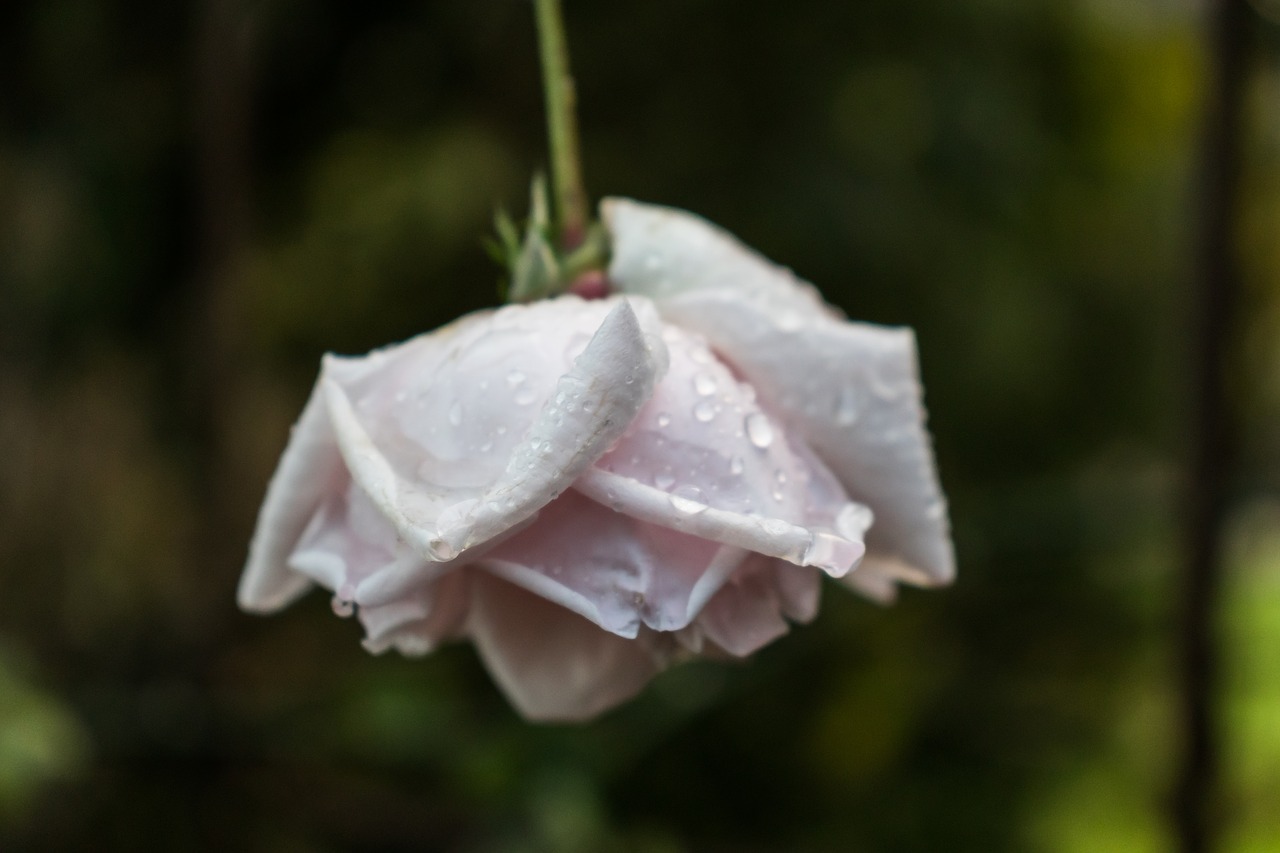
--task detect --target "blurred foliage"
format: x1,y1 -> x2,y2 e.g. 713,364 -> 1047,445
2,0 -> 1280,850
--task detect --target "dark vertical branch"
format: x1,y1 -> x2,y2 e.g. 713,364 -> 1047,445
1173,1 -> 1250,851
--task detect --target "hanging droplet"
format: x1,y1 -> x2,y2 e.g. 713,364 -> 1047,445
802,532 -> 862,576
836,503 -> 874,539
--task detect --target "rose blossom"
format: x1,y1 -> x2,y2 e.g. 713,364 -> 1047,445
238,199 -> 954,721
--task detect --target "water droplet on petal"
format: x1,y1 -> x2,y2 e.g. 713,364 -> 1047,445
448,401 -> 463,426
775,470 -> 787,485
803,531 -> 863,576
729,456 -> 745,475
507,369 -> 526,387
693,372 -> 717,396
926,500 -> 946,521
514,387 -> 537,406
835,387 -> 860,426
331,583 -> 357,618
669,484 -> 708,515
394,391 -> 407,404
693,400 -> 716,422
656,412 -> 671,428
654,471 -> 676,491
745,412 -> 774,449
836,503 -> 875,539
479,441 -> 493,453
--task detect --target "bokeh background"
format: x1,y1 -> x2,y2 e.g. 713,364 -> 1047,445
3,0 -> 1280,850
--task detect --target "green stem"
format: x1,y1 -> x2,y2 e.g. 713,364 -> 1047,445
534,0 -> 588,249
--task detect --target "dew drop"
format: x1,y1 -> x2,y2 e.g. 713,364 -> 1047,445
835,387 -> 860,426
926,500 -> 946,521
745,412 -> 774,449
448,401 -> 463,426
656,412 -> 671,428
802,531 -> 862,575
729,456 -> 745,475
836,503 -> 875,539
693,400 -> 716,423
654,471 -> 676,491
497,425 -> 508,435
507,369 -> 527,387
330,583 -> 357,618
394,391 -> 407,404
669,484 -> 708,515
479,441 -> 493,453
514,387 -> 537,406
693,372 -> 717,396
775,470 -> 788,485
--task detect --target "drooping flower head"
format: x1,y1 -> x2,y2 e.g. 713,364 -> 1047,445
239,199 -> 953,721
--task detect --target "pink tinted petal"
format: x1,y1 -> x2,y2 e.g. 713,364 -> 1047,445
360,571 -> 470,656
602,197 -> 832,319
696,557 -> 790,658
604,198 -> 953,593
239,387 -> 341,613
325,299 -> 663,563
467,572 -> 660,722
575,468 -> 864,578
481,489 -> 745,637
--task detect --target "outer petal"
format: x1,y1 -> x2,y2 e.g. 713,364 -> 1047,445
238,388 -> 340,612
478,489 -> 744,638
604,198 -> 954,591
466,572 -> 661,723
351,299 -> 665,607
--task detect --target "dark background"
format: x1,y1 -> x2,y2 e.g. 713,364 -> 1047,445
2,0 -> 1279,850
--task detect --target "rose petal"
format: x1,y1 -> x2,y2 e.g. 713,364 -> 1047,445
481,489 -> 750,637
359,570 -> 470,656
350,299 -> 666,607
467,571 -> 661,722
604,198 -> 953,591
575,468 -> 864,577
238,388 -> 341,612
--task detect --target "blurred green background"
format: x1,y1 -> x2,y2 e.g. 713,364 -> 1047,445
3,0 -> 1280,850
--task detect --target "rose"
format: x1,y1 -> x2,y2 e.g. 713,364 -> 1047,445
238,199 -> 953,722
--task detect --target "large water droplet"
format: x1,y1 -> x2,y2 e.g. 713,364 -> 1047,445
803,532 -> 863,576
693,372 -> 717,396
669,484 -> 708,515
429,537 -> 460,562
693,400 -> 716,423
745,412 -> 774,449
448,401 -> 463,426
836,503 -> 874,539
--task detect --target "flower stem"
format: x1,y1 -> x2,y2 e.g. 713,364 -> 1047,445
534,0 -> 589,250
